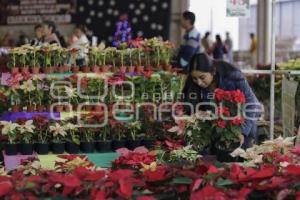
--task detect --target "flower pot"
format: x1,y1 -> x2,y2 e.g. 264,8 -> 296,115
58,66 -> 65,73
137,66 -> 144,73
36,143 -> 49,155
112,140 -> 126,150
55,105 -> 64,113
81,66 -> 90,73
119,66 -> 127,73
64,105 -> 72,112
20,143 -> 34,155
83,105 -> 93,112
27,105 -> 35,112
36,105 -> 45,112
112,67 -> 118,73
72,66 -> 80,73
5,144 -> 18,155
80,142 -> 95,153
126,140 -> 141,150
66,142 -> 80,154
163,65 -> 172,72
51,143 -> 65,154
11,105 -> 22,112
31,66 -> 40,74
95,141 -> 112,152
11,67 -> 19,74
43,67 -> 51,74
93,105 -> 103,112
215,147 -> 238,163
46,105 -> 52,112
101,66 -> 110,73
64,65 -> 70,72
21,66 -> 29,74
145,65 -> 153,71
128,66 -> 135,73
91,65 -> 100,73
142,139 -> 155,149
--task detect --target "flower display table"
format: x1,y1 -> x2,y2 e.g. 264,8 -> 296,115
38,152 -> 119,169
0,112 -> 60,122
3,151 -> 119,171
3,151 -> 38,171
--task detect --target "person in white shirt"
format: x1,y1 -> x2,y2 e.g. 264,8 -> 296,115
70,25 -> 90,67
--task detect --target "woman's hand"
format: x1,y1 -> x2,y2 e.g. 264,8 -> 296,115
239,134 -> 244,147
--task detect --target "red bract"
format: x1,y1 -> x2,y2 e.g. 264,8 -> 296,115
232,90 -> 246,104
164,139 -> 184,150
191,184 -> 227,200
109,169 -> 135,182
230,117 -> 244,126
143,166 -> 168,182
0,180 -> 13,197
217,119 -> 226,129
217,106 -> 230,117
284,165 -> 300,176
107,76 -> 125,85
215,88 -> 224,101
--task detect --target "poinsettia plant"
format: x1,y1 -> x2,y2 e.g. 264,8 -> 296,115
213,88 -> 246,150
17,119 -> 35,144
128,121 -> 142,141
49,122 -> 67,143
0,121 -> 19,144
33,115 -> 49,144
64,121 -> 80,145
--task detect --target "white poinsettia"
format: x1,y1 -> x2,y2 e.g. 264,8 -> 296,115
19,120 -> 35,133
64,123 -> 78,131
262,136 -> 295,153
20,80 -> 35,92
64,86 -> 77,98
50,123 -> 67,137
0,121 -> 19,135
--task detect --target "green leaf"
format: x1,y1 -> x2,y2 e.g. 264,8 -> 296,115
215,178 -> 233,188
172,177 -> 193,185
205,173 -> 219,181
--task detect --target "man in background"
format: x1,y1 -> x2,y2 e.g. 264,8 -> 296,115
249,33 -> 257,68
178,11 -> 201,71
225,32 -> 233,63
201,31 -> 211,54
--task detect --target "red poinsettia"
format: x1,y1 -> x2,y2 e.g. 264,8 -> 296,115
191,184 -> 227,200
217,119 -> 226,129
232,90 -> 246,104
217,106 -> 230,117
143,166 -> 169,182
230,117 -> 244,126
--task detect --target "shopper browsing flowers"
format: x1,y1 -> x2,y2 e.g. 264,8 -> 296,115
182,53 -> 261,149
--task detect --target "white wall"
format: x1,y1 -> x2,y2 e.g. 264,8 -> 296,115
189,0 -> 239,50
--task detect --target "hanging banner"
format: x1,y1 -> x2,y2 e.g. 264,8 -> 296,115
226,0 -> 250,17
282,77 -> 298,137
0,0 -> 77,25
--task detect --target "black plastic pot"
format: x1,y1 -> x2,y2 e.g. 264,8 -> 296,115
20,143 -> 34,155
95,141 -> 112,152
112,140 -> 126,150
126,140 -> 141,150
215,148 -> 238,162
51,143 -> 65,154
142,139 -> 155,149
5,144 -> 18,155
66,142 -> 80,154
80,142 -> 94,153
36,143 -> 49,155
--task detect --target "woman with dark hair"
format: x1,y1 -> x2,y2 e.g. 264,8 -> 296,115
70,25 -> 90,67
41,20 -> 61,46
210,34 -> 227,60
182,53 -> 261,149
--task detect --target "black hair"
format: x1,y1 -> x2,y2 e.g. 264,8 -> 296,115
182,11 -> 196,25
204,32 -> 210,38
75,24 -> 87,34
34,24 -> 42,30
42,20 -> 56,33
188,53 -> 243,79
250,33 -> 255,38
215,34 -> 222,44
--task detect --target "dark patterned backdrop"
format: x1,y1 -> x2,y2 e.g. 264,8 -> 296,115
73,0 -> 171,44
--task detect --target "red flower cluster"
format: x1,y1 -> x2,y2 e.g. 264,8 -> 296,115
215,88 -> 246,104
112,151 -> 156,169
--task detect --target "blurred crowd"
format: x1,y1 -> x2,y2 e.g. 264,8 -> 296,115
0,20 -> 91,51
